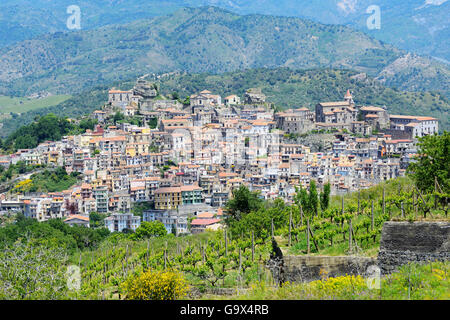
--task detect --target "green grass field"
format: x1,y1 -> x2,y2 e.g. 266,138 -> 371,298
0,95 -> 71,114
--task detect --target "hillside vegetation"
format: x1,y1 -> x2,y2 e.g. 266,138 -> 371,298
1,113 -> 97,151
0,95 -> 71,114
12,167 -> 80,194
0,7 -> 448,97
0,86 -> 107,138
1,68 -> 448,138
155,68 -> 450,130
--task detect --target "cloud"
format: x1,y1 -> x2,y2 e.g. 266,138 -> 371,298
416,0 -> 447,10
424,0 -> 447,5
337,0 -> 358,14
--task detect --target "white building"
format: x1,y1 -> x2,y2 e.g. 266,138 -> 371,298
143,210 -> 189,235
104,213 -> 141,232
389,115 -> 439,138
64,215 -> 90,227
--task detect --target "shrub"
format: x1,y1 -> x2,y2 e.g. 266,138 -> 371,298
308,275 -> 368,299
123,269 -> 189,300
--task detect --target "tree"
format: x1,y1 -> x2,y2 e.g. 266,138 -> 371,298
148,117 -> 158,129
320,182 -> 331,212
407,132 -> 449,192
5,113 -> 75,152
309,180 -> 319,216
295,181 -> 320,217
234,198 -> 288,239
15,161 -> 28,174
171,92 -> 179,100
78,118 -> 98,131
225,185 -> 263,222
14,134 -> 37,150
133,221 -> 167,239
0,239 -> 69,299
131,202 -> 153,218
113,112 -> 125,124
294,185 -> 309,214
182,96 -> 190,106
89,212 -> 107,228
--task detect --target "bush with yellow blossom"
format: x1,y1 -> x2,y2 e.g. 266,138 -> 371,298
123,269 -> 189,300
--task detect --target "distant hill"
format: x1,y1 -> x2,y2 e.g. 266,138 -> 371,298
0,0 -> 180,47
0,1 -> 448,62
0,7 -> 448,98
1,68 -> 448,138
188,1 -> 450,63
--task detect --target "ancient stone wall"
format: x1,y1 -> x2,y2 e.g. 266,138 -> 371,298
282,255 -> 376,283
277,221 -> 449,283
377,221 -> 450,275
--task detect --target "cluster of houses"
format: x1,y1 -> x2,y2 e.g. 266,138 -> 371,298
0,79 -> 439,235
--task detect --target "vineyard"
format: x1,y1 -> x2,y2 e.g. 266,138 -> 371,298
67,177 -> 449,299
281,177 -> 448,256
69,231 -> 275,299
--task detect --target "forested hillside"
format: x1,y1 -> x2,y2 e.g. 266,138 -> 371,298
1,7 -> 448,98
155,68 -> 449,131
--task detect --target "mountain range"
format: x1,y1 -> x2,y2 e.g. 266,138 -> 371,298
1,0 -> 448,62
0,6 -> 449,97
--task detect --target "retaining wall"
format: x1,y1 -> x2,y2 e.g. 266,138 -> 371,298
377,221 -> 450,275
283,255 -> 376,283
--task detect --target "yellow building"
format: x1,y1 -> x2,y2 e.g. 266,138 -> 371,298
154,187 -> 182,210
154,185 -> 203,210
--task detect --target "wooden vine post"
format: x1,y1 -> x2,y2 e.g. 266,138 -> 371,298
238,247 -> 242,272
164,249 -> 167,270
433,177 -> 447,216
306,218 -> 310,254
202,244 -> 205,263
224,229 -> 228,257
125,245 -> 129,275
413,190 -> 418,216
371,200 -> 374,231
415,185 -> 433,218
434,176 -> 438,210
351,224 -> 358,251
382,187 -> 386,215
288,208 -> 292,247
251,231 -> 255,262
300,203 -> 304,226
164,241 -> 167,270
308,225 -> 319,253
401,202 -> 404,218
357,190 -> 361,215
271,218 -> 274,239
146,240 -> 150,269
349,219 -> 353,254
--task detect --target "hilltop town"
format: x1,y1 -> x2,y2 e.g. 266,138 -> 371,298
0,79 -> 439,235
